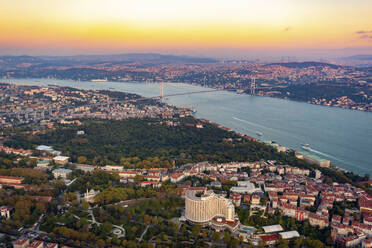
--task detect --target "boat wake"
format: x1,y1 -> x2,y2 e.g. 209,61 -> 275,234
304,147 -> 338,160
304,147 -> 364,170
232,117 -> 278,134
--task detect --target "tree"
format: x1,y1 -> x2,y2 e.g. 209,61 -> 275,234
229,237 -> 240,247
192,225 -> 201,237
293,238 -> 303,248
278,238 -> 289,248
96,239 -> 105,248
35,201 -> 46,213
223,231 -> 231,243
62,192 -> 77,203
77,156 -> 87,164
212,232 -> 221,241
162,234 -> 168,241
3,159 -> 12,167
144,214 -> 152,224
323,177 -> 333,185
74,240 -> 80,247
101,221 -> 113,236
131,226 -> 138,235
81,200 -> 90,210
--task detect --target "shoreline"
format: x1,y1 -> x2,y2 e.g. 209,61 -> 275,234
2,78 -> 371,177
206,85 -> 372,114
2,77 -> 372,113
3,77 -> 372,113
198,116 -> 366,177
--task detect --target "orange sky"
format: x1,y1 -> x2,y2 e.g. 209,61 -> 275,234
1,0 -> 372,57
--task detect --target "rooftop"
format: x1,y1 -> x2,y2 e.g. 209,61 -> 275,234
52,168 -> 72,174
36,145 -> 53,151
53,155 -> 70,160
262,224 -> 284,233
279,231 -> 300,239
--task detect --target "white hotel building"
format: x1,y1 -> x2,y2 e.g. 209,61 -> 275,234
185,189 -> 240,230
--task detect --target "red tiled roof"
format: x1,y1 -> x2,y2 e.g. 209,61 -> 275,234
0,175 -> 24,180
13,238 -> 29,245
28,241 -> 43,248
260,234 -> 280,242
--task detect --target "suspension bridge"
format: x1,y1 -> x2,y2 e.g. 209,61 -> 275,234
93,78 -> 271,106
156,77 -> 269,101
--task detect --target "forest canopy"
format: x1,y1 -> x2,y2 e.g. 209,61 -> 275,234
5,117 -> 299,168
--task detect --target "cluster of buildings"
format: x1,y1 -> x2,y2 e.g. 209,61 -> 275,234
108,61 -> 359,86
1,134 -> 371,247
0,175 -> 25,190
0,84 -> 192,128
0,174 -> 53,192
2,59 -> 372,112
12,238 -> 61,248
0,145 -> 33,156
169,161 -> 251,183
311,95 -> 372,112
157,62 -> 372,112
168,160 -> 314,184
173,160 -> 372,247
85,164 -> 169,188
249,225 -> 301,246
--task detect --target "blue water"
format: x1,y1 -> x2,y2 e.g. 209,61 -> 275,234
5,79 -> 372,176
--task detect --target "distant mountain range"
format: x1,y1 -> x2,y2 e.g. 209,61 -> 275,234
265,61 -> 341,69
343,55 -> 372,61
40,53 -> 219,63
0,53 -> 218,69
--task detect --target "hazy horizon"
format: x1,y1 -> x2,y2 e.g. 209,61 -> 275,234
1,49 -> 372,61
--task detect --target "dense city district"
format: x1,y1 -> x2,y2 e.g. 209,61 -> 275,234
0,84 -> 371,248
1,55 -> 372,112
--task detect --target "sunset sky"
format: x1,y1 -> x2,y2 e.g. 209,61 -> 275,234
1,0 -> 372,58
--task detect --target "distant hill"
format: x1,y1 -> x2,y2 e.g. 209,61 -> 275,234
265,61 -> 341,69
343,55 -> 372,61
0,55 -> 44,70
39,53 -> 219,64
0,53 -> 218,70
0,55 -> 41,63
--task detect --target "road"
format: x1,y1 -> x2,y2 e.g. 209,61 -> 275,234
138,224 -> 150,242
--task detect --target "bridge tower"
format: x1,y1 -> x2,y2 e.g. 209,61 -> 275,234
160,82 -> 164,101
250,77 -> 256,95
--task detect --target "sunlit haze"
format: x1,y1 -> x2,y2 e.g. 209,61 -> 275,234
1,0 -> 372,58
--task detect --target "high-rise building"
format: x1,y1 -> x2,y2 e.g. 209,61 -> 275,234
185,189 -> 235,223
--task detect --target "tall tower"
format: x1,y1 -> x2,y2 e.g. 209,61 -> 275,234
250,77 -> 256,95
160,82 -> 164,101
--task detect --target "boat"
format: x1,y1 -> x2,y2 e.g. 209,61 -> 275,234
256,131 -> 263,136
301,143 -> 310,147
301,145 -> 312,151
